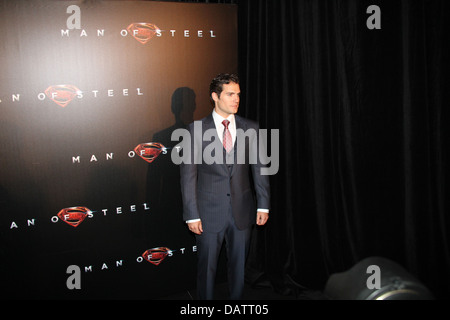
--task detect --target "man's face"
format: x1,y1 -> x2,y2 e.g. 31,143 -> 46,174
212,82 -> 240,118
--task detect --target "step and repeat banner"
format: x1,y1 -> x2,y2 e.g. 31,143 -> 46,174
0,0 -> 237,299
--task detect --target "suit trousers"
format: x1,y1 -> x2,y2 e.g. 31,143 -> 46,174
195,207 -> 251,300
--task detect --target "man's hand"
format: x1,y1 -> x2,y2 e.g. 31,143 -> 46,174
187,220 -> 203,235
256,211 -> 269,226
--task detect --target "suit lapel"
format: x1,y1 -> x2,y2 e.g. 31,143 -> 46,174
202,113 -> 216,132
234,115 -> 247,133
202,114 -> 229,174
230,115 -> 248,176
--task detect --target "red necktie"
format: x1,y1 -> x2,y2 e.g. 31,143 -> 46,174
222,120 -> 232,153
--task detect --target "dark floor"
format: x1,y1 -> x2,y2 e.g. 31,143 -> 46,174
159,281 -> 328,300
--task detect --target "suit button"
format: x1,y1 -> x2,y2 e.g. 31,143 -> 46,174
227,193 -> 230,196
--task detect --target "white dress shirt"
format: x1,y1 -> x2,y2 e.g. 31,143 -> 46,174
212,109 -> 237,146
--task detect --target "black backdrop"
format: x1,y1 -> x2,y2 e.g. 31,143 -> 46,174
165,0 -> 450,299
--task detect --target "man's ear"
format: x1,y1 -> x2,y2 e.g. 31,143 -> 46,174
211,92 -> 219,102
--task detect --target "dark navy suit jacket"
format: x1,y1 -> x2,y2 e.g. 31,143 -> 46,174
180,113 -> 270,232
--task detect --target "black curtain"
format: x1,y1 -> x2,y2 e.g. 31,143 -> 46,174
238,0 -> 449,299
163,0 -> 450,299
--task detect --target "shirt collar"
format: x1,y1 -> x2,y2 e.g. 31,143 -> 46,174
212,109 -> 235,125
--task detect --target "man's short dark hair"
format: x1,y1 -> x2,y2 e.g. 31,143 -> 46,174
209,73 -> 240,103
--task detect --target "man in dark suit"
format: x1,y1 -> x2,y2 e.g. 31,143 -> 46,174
180,73 -> 270,300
